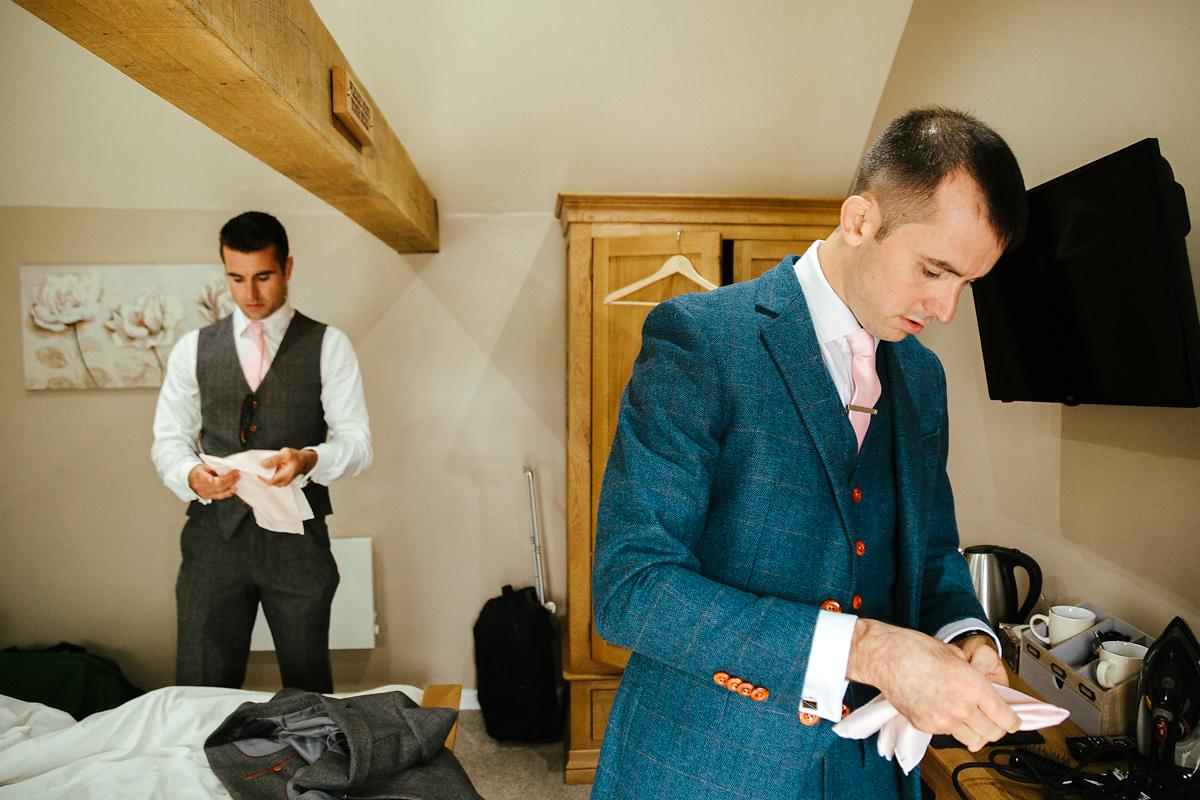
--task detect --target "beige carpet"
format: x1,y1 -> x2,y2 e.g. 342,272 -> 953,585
453,710 -> 592,800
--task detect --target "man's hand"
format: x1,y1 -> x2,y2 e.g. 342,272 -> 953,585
188,464 -> 238,500
261,447 -> 318,486
955,633 -> 1009,686
846,619 -> 1020,752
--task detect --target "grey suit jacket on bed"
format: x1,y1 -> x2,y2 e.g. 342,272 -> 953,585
204,688 -> 482,800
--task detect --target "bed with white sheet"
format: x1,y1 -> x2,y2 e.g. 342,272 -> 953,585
0,683 -> 456,799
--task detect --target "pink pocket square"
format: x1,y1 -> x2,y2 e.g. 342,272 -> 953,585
831,684 -> 1069,774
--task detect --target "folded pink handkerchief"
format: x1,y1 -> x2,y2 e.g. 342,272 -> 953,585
831,684 -> 1069,775
199,450 -> 314,534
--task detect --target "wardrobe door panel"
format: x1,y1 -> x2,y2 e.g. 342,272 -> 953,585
731,235 -> 823,282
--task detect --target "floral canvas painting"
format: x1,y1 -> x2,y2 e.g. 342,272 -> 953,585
19,264 -> 236,390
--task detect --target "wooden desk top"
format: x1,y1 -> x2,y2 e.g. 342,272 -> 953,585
920,673 -> 1089,799
421,683 -> 462,751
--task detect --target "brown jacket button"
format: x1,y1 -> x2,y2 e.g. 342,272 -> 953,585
799,712 -> 820,726
750,686 -> 769,702
726,677 -> 743,693
713,671 -> 729,687
855,539 -> 866,556
842,703 -> 851,719
820,599 -> 842,613
737,682 -> 754,698
851,487 -> 863,503
851,594 -> 863,611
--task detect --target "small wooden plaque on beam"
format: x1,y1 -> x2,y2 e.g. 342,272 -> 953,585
331,65 -> 374,146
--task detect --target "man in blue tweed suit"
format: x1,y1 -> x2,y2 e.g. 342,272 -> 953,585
591,108 -> 1028,799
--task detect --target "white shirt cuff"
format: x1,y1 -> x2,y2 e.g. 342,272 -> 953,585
799,610 -> 857,722
175,459 -> 206,503
303,444 -> 330,486
936,618 -> 1001,653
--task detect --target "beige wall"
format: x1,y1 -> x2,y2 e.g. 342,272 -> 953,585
0,1 -> 329,214
870,0 -> 1200,636
0,207 -> 566,691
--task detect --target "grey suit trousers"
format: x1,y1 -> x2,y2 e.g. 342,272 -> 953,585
175,511 -> 340,692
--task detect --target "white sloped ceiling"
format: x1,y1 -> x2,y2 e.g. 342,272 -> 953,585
0,0 -> 912,214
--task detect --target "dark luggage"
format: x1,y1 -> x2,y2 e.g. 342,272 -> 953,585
473,584 -> 561,741
0,641 -> 143,719
472,467 -> 562,741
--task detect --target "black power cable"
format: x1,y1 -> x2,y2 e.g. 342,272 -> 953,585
947,746 -> 1179,800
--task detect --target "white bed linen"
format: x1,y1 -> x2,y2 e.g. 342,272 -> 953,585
0,684 -> 422,799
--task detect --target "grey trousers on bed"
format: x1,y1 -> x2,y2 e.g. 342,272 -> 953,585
175,512 -> 339,692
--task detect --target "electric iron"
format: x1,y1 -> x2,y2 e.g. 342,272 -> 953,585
1136,615 -> 1200,789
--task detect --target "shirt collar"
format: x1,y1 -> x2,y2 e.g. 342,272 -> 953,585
232,302 -> 294,341
793,240 -> 869,345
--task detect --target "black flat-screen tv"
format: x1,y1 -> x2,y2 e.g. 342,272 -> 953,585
973,138 -> 1200,407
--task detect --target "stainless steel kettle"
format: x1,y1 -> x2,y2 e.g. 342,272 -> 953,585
961,545 -> 1042,629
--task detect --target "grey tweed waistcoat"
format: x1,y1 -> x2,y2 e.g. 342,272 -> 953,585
188,312 -> 332,537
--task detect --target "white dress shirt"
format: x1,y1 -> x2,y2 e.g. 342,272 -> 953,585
791,241 -> 996,722
152,303 -> 372,503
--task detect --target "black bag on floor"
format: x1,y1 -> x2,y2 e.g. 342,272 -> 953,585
0,641 -> 143,719
473,584 -> 561,741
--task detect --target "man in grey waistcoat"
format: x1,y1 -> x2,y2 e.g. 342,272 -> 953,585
153,211 -> 371,692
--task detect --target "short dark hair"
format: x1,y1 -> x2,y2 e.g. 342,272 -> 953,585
851,106 -> 1027,251
219,211 -> 289,267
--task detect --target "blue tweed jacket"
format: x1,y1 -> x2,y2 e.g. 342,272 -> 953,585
590,257 -> 987,800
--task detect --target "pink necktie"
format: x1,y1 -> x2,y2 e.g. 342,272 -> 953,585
243,320 -> 269,392
846,328 -> 881,452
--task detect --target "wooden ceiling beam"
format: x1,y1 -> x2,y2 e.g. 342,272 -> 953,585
15,0 -> 438,253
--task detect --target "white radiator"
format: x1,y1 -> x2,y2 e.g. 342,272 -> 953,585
249,536 -> 377,651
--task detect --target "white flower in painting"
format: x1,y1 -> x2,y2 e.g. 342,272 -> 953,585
105,288 -> 182,349
29,272 -> 102,332
197,275 -> 236,323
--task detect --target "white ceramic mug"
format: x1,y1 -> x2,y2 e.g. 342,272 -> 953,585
1029,605 -> 1097,647
1096,641 -> 1148,689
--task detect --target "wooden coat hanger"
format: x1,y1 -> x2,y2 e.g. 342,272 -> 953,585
603,232 -> 718,306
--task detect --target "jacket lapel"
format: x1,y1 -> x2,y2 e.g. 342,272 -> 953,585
883,343 -> 937,628
756,258 -> 857,540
